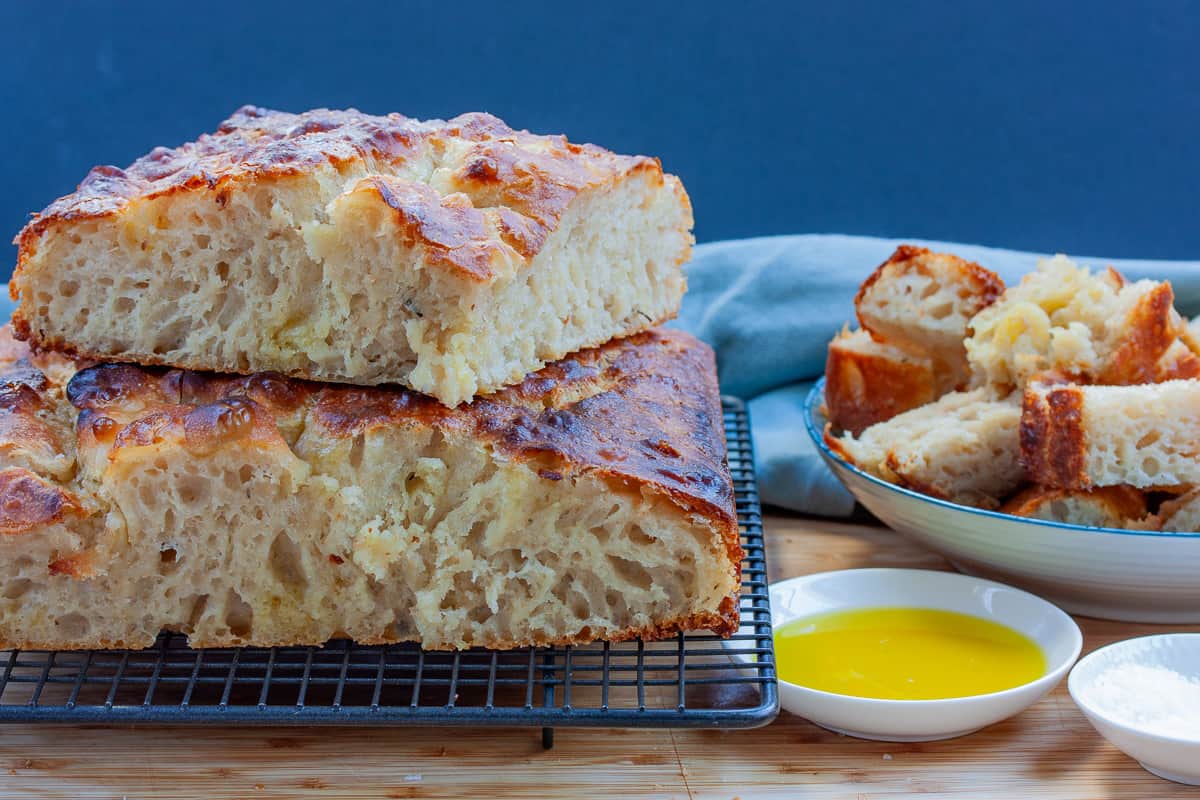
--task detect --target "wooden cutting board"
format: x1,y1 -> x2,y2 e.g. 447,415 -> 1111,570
0,514 -> 1194,799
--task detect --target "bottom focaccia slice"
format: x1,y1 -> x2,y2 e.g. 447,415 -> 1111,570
826,388 -> 1023,508
0,326 -> 740,650
1021,378 -> 1200,490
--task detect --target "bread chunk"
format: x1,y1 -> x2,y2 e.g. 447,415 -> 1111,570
1183,315 -> 1200,356
1153,339 -> 1200,382
11,107 -> 694,406
855,245 -> 1003,387
966,256 -> 1183,391
1021,378 -> 1200,490
824,327 -> 938,435
1154,487 -> 1200,532
0,325 -> 739,650
1000,485 -> 1148,528
827,388 -> 1023,508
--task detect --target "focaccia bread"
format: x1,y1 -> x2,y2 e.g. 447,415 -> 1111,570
826,388 -> 1023,508
855,245 -> 1003,388
11,106 -> 694,406
1021,377 -> 1200,490
999,485 -> 1148,529
1153,339 -> 1200,382
966,256 -> 1183,391
1154,487 -> 1200,532
0,325 -> 740,650
823,327 -> 939,435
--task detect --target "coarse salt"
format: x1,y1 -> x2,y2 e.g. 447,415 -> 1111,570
1083,663 -> 1200,739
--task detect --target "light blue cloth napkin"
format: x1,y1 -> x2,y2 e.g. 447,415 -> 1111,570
674,234 -> 1200,516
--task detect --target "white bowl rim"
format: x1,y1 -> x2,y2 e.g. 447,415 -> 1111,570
756,568 -> 1084,706
804,378 -> 1200,540
1068,633 -> 1200,746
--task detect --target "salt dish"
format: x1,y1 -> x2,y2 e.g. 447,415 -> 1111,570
1069,634 -> 1200,785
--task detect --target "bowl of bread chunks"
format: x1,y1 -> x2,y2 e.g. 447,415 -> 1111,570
810,245 -> 1200,623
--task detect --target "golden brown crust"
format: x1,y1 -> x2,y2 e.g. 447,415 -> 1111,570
0,595 -> 740,651
350,176 -> 508,282
0,340 -> 76,479
822,422 -> 858,467
62,329 -> 736,543
1020,381 -> 1089,489
878,452 -> 999,509
0,467 -> 81,535
824,329 -> 936,435
1,323 -> 737,531
1154,487 -> 1200,532
13,106 -> 664,288
223,595 -> 740,651
0,324 -> 740,648
1152,340 -> 1200,382
1099,282 -> 1181,384
1102,266 -> 1128,290
853,244 -> 1004,332
1000,484 -> 1147,523
1180,317 -> 1200,357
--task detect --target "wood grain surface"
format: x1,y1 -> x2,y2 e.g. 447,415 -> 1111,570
0,514 -> 1195,799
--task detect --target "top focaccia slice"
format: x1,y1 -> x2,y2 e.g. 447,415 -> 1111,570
11,106 -> 694,406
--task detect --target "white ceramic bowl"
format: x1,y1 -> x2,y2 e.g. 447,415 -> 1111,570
726,568 -> 1082,741
1069,634 -> 1200,785
805,379 -> 1200,623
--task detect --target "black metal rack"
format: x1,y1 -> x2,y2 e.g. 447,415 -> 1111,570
0,397 -> 777,744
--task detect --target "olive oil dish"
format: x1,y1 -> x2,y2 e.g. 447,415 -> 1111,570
723,569 -> 1082,742
773,607 -> 1045,701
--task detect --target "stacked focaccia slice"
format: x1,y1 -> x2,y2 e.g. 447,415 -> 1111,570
3,107 -> 741,650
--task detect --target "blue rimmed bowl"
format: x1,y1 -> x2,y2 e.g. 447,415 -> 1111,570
804,379 -> 1200,623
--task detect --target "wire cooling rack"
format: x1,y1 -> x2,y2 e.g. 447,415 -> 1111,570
0,396 -> 776,744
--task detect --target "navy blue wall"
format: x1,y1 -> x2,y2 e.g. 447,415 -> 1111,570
2,1 -> 1197,279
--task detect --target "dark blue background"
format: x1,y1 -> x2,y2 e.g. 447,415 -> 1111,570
2,1 -> 1197,280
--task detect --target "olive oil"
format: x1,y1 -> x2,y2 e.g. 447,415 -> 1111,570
774,607 -> 1046,700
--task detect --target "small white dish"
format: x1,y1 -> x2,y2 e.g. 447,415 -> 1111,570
1069,634 -> 1200,785
725,568 -> 1082,741
805,379 -> 1200,623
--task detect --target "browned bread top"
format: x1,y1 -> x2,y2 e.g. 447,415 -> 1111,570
1098,281 -> 1181,385
852,245 -> 1004,391
14,106 -> 672,285
4,326 -> 737,555
0,467 -> 82,536
999,484 -> 1148,528
854,245 -> 1004,321
823,327 -> 937,436
0,324 -> 742,650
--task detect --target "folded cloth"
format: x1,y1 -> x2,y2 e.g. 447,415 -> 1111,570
674,234 -> 1200,515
